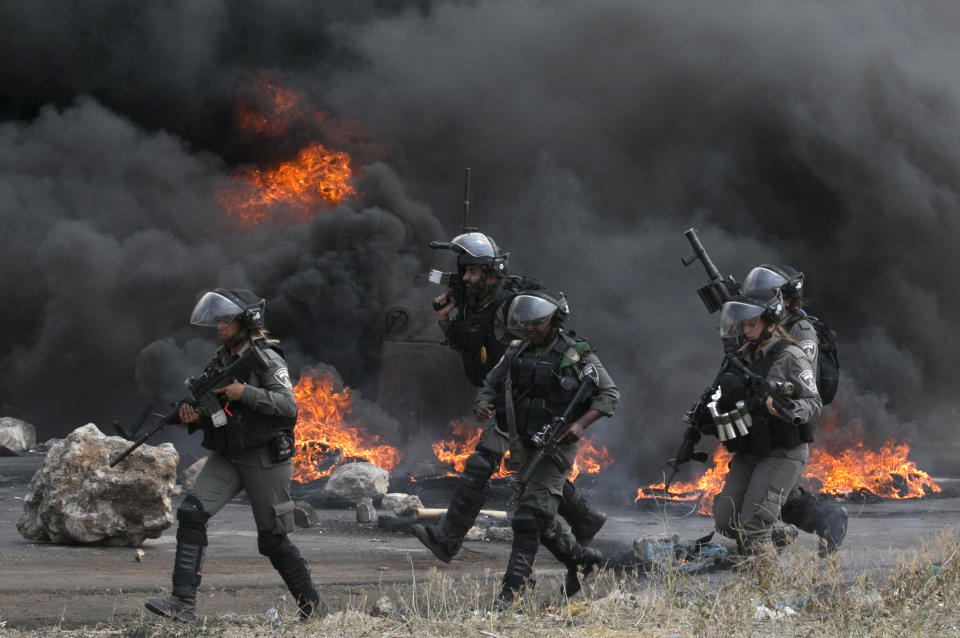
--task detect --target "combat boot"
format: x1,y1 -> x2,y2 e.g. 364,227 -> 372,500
539,517 -> 606,597
782,487 -> 848,557
557,480 -> 606,545
144,593 -> 197,623
770,523 -> 799,550
412,452 -> 494,562
411,523 -> 457,563
259,532 -> 329,620
144,536 -> 203,623
495,507 -> 540,611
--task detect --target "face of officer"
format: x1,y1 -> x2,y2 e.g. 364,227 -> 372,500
462,265 -> 498,296
523,318 -> 554,346
740,317 -> 769,343
216,317 -> 244,345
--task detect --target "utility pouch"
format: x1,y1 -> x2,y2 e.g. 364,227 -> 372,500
798,422 -> 815,443
271,432 -> 294,463
271,500 -> 296,535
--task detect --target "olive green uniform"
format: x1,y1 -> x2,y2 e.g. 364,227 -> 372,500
714,337 -> 822,550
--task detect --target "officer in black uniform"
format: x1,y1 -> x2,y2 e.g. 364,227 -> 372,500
741,265 -> 847,555
474,292 -> 619,605
145,289 -> 326,622
414,234 -> 606,590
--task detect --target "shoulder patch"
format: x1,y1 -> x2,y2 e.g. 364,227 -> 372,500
799,339 -> 817,362
798,369 -> 819,395
273,367 -> 293,389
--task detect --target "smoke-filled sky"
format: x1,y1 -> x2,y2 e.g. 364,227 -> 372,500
1,0 -> 958,481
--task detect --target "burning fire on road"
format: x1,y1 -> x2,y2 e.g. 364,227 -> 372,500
430,420 -> 614,482
291,370 -> 400,483
636,422 -> 941,516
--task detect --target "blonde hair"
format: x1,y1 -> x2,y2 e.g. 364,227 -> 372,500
249,329 -> 280,345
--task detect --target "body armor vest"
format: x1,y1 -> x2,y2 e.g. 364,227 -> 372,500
494,334 -> 589,441
200,343 -> 298,454
448,288 -> 512,387
722,340 -> 805,455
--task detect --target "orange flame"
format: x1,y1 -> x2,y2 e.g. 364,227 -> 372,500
636,447 -> 732,516
217,142 -> 355,226
432,421 -> 613,482
804,439 -> 940,499
291,370 -> 400,483
569,437 -> 614,482
432,420 -> 511,478
234,76 -> 305,137
637,433 -> 940,516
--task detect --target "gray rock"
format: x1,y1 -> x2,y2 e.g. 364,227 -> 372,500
323,462 -> 389,503
356,497 -> 377,524
485,526 -> 514,543
381,492 -> 424,517
16,423 -> 178,547
370,596 -> 395,617
464,526 -> 484,542
179,457 -> 208,492
0,417 -> 37,456
294,500 -> 319,529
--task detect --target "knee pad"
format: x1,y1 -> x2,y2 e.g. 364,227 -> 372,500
258,530 -> 292,559
462,451 -> 499,491
511,507 -> 541,552
176,495 -> 209,545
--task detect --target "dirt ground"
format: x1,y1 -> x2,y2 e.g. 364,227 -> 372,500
1,454 -> 959,630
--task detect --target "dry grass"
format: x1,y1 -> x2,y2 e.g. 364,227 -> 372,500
2,530 -> 959,638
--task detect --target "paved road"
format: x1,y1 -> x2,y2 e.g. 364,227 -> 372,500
1,454 -> 958,629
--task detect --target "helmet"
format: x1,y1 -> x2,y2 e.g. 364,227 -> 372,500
506,291 -> 570,333
717,292 -> 785,338
190,288 -> 266,331
742,264 -> 804,300
449,232 -> 509,275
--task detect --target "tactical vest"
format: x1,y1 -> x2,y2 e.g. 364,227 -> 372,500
722,339 -> 809,455
494,334 -> 591,441
447,288 -> 512,387
200,343 -> 298,454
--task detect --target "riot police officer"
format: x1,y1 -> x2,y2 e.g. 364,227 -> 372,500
690,292 -> 822,555
145,289 -> 326,622
416,234 -> 607,589
475,292 -> 619,606
741,265 -> 847,555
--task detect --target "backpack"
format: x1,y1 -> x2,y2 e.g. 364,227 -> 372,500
787,314 -> 839,405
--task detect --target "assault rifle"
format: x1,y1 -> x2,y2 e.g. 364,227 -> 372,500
723,355 -> 801,425
109,347 -> 266,467
509,363 -> 601,506
681,228 -> 741,314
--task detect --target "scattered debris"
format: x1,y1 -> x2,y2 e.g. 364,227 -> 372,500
0,417 -> 36,456
324,462 -> 389,503
382,493 -> 423,517
356,497 -> 377,524
179,456 -> 208,492
294,500 -> 319,528
370,596 -> 395,617
134,549 -> 145,562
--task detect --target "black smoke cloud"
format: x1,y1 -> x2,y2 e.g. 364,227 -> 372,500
1,1 -> 957,481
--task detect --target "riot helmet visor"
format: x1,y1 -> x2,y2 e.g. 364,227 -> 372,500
741,266 -> 788,299
190,291 -> 245,327
718,300 -> 766,337
507,294 -> 559,331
